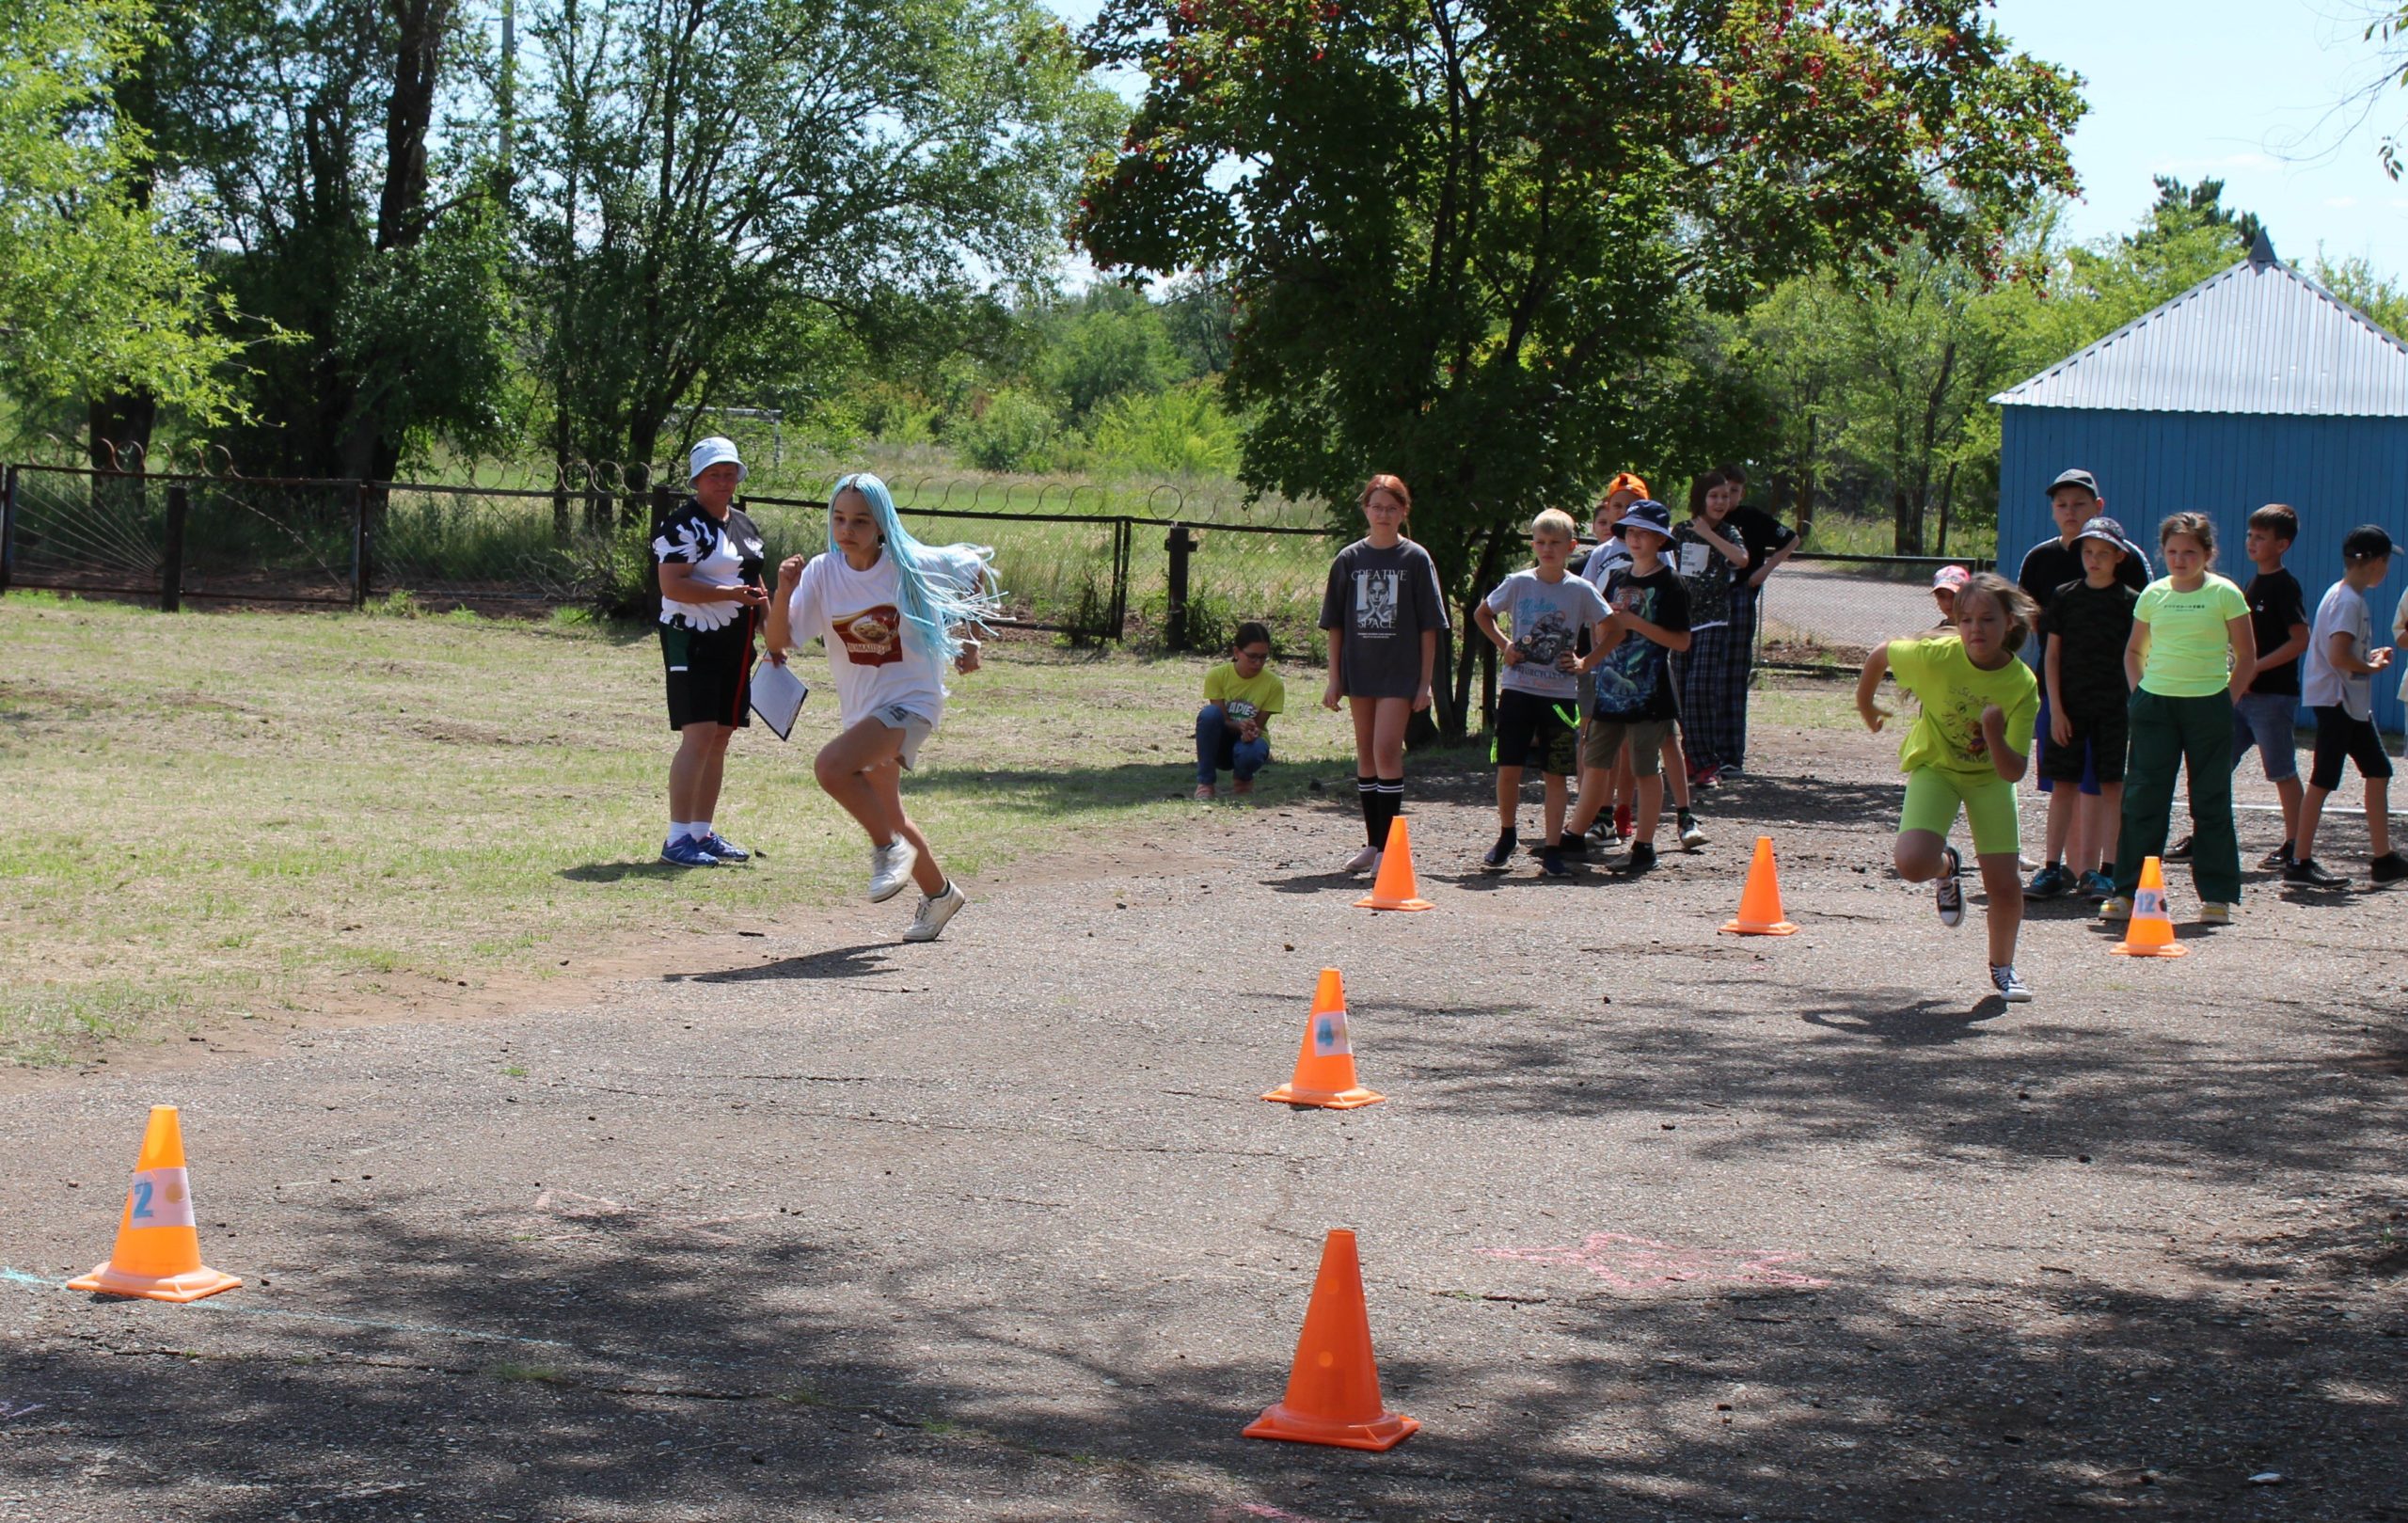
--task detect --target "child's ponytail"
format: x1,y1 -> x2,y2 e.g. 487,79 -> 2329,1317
828,472 -> 1004,670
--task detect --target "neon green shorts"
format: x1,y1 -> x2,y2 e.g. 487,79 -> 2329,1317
1900,769 -> 2020,858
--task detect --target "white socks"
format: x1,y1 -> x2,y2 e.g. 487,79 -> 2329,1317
669,820 -> 713,844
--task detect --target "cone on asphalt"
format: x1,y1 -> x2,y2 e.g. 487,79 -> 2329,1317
1719,834 -> 1799,936
1354,817 -> 1433,912
69,1105 -> 241,1303
2111,855 -> 2189,958
1243,1229 -> 1418,1452
1262,968 -> 1385,1109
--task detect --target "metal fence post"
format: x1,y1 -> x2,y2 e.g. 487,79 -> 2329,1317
160,483 -> 188,612
349,481 -> 372,608
0,464 -> 16,596
1164,522 -> 1195,650
1110,517 -> 1132,640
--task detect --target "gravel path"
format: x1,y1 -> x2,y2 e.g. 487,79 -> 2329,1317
3,706 -> 2403,1523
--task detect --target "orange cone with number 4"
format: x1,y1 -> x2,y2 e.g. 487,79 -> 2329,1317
2111,856 -> 2188,958
1719,835 -> 1799,936
69,1106 -> 241,1303
1354,817 -> 1433,912
1244,1229 -> 1418,1452
1262,968 -> 1385,1109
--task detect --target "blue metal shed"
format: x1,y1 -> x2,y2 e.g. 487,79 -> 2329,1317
1994,231 -> 2408,734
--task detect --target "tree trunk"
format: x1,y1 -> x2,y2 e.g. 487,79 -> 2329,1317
1935,460 -> 1958,559
1445,525 -> 1508,741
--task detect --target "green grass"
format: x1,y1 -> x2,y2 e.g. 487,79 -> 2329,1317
0,593 -> 1360,1065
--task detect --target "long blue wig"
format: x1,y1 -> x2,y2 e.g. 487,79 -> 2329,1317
828,472 -> 1002,671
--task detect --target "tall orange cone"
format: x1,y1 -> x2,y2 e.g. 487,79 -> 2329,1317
1354,816 -> 1433,911
1263,969 -> 1385,1108
69,1105 -> 241,1303
2111,855 -> 2189,958
1719,834 -> 1799,936
1244,1229 -> 1418,1451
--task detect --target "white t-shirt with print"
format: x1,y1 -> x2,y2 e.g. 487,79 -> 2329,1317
785,546 -> 985,728
2304,580 -> 2376,721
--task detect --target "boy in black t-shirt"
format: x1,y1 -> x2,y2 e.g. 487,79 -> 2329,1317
2169,503 -> 2310,867
2038,516 -> 2141,901
1564,500 -> 1694,873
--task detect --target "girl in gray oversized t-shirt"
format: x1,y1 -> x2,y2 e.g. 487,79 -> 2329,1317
1320,537 -> 1448,699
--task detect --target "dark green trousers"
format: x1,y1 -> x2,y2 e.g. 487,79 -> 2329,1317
2115,689 -> 2241,903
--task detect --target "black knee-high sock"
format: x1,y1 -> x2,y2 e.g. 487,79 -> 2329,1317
1376,777 -> 1405,848
1357,776 -> 1380,846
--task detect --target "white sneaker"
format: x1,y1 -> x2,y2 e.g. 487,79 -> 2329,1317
1344,845 -> 1382,875
867,838 -> 918,902
902,881 -> 966,942
2198,900 -> 2234,926
1989,963 -> 2033,1003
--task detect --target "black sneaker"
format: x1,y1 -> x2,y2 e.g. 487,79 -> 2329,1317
2024,862 -> 2073,899
2260,840 -> 2296,869
1936,846 -> 1965,928
1538,846 -> 1573,879
1481,832 -> 1517,872
2371,852 -> 2408,886
2164,834 -> 2194,862
1556,833 -> 1591,860
1622,840 -> 1657,874
2283,857 -> 2346,888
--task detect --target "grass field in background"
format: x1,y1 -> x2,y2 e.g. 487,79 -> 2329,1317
0,594 -> 1370,1065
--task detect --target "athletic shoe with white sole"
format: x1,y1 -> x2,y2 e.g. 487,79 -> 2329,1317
2100,896 -> 2132,921
698,833 -> 751,863
1343,844 -> 1382,875
660,836 -> 719,868
1989,964 -> 2034,1003
1677,811 -> 1707,850
902,881 -> 966,942
867,838 -> 919,902
1935,846 -> 1964,928
2076,869 -> 2115,902
2197,900 -> 2234,926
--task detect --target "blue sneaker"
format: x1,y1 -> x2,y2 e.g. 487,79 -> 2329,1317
660,836 -> 719,867
698,833 -> 751,863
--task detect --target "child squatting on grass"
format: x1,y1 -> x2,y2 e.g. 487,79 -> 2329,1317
1857,572 -> 2042,1004
766,472 -> 1000,944
1319,474 -> 1449,877
1195,623 -> 1285,801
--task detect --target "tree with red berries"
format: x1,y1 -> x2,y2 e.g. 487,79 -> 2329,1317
1075,0 -> 2083,734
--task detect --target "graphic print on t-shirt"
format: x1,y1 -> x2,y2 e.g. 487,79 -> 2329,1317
1354,569 -> 1401,633
832,605 -> 905,666
1594,582 -> 1669,716
1227,698 -> 1260,724
1515,609 -> 1577,670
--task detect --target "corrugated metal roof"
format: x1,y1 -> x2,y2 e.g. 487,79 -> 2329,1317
1991,240 -> 2408,417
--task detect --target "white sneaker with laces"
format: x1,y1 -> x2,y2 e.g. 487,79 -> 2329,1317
867,838 -> 919,902
1990,963 -> 2033,1003
1344,844 -> 1382,874
903,881 -> 966,942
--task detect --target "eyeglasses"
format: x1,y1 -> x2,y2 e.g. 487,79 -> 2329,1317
1237,648 -> 1271,661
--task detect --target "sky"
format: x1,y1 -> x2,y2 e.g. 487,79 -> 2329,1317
1050,0 -> 2408,280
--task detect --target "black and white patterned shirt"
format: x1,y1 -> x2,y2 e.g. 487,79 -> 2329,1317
652,498 -> 766,632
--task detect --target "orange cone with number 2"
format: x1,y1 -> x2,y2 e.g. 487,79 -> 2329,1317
2111,856 -> 2187,958
1262,969 -> 1384,1109
69,1105 -> 241,1303
1244,1229 -> 1418,1451
1719,835 -> 1799,936
1354,817 -> 1433,912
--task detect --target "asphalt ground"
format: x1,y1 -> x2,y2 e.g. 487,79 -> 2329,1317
4,706 -> 2405,1523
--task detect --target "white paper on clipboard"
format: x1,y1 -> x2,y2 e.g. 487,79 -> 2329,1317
750,659 -> 809,740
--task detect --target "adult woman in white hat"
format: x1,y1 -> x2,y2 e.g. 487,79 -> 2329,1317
652,436 -> 769,866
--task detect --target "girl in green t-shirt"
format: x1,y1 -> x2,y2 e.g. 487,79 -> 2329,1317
1856,572 -> 2042,1004
2108,514 -> 2258,923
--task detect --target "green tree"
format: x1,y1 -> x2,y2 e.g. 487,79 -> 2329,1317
0,0 -> 237,436
1076,0 -> 2083,733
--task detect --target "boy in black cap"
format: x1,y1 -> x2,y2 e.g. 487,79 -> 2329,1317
2018,468 -> 2148,897
2287,525 -> 2401,886
2037,516 -> 2142,900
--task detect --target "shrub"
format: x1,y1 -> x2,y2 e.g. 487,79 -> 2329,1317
1086,381 -> 1242,479
956,389 -> 1063,473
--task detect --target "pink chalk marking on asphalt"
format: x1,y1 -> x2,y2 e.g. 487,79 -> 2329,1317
1478,1232 -> 1830,1291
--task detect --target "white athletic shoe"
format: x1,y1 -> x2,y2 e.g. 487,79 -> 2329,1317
1990,963 -> 2033,1003
867,838 -> 919,902
903,881 -> 966,943
1344,845 -> 1382,875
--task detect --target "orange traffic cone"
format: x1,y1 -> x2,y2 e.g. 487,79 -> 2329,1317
2111,856 -> 2189,958
69,1106 -> 241,1303
1244,1229 -> 1418,1451
1354,816 -> 1433,912
1719,835 -> 1799,936
1262,969 -> 1385,1108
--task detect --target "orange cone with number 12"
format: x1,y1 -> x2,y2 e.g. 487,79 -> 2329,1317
1244,1229 -> 1419,1452
1261,968 -> 1385,1109
1719,835 -> 1799,936
68,1105 -> 241,1303
2111,856 -> 2188,958
1354,817 -> 1433,911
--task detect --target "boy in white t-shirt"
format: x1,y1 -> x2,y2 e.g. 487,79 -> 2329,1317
767,473 -> 998,942
2287,526 -> 2400,888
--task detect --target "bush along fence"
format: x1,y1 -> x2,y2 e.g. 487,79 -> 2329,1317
0,460 -> 1986,674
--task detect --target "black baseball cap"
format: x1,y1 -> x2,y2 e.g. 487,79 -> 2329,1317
2047,468 -> 2100,499
2343,524 -> 2396,562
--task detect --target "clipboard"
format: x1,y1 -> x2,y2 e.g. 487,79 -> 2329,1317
750,658 -> 809,740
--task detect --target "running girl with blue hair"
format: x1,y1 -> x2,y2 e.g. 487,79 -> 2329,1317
767,472 -> 1001,943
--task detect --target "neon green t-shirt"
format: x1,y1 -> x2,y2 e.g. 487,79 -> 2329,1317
2135,574 -> 2249,697
1886,635 -> 2037,780
1203,662 -> 1285,735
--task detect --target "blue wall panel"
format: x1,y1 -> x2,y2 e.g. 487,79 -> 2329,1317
2001,406 -> 2408,734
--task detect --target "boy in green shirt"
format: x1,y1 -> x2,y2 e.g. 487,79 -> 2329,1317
1196,622 -> 1286,800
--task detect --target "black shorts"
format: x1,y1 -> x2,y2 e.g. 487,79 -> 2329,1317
2309,705 -> 2394,791
661,617 -> 756,731
1494,690 -> 1579,778
2040,701 -> 2128,785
